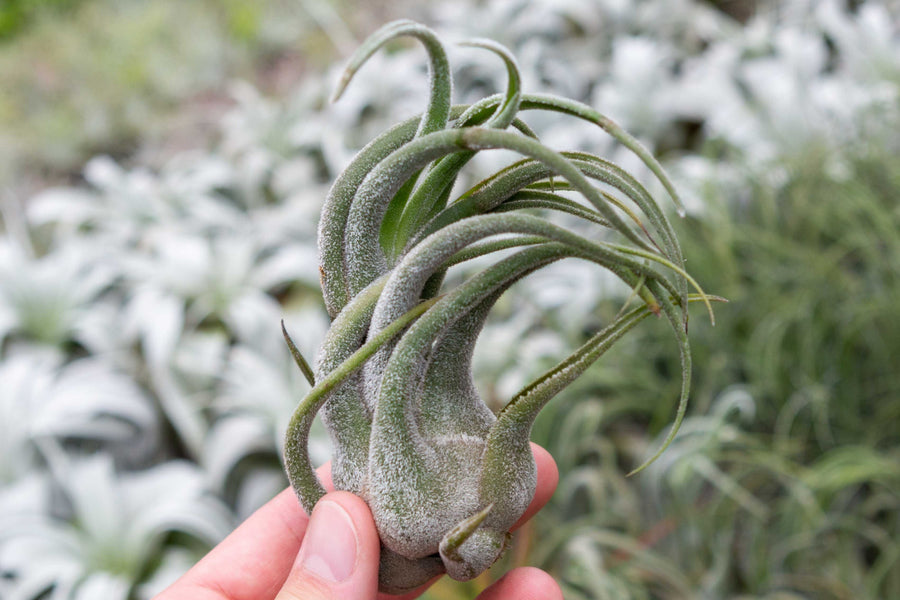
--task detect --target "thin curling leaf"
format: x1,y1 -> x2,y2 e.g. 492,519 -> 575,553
318,105 -> 471,316
603,241 -> 714,326
563,150 -> 688,315
324,18 -> 456,316
446,235 -> 547,267
344,127 -> 660,299
496,190 -> 612,228
312,275 -> 389,495
331,20 -> 451,138
283,295 -> 440,512
419,91 -> 686,217
481,305 -> 654,505
454,95 -> 541,140
392,38 -> 523,257
457,39 -> 522,129
627,278 -> 692,476
368,211 -> 679,345
519,93 -> 687,217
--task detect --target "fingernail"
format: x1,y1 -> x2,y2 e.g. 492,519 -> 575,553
296,500 -> 358,583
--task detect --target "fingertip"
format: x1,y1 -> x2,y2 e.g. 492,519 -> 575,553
319,491 -> 380,558
477,567 -> 563,600
530,442 -> 559,498
278,491 -> 381,599
317,461 -> 335,492
510,443 -> 558,530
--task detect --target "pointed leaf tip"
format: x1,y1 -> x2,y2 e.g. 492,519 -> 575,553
440,503 -> 495,560
282,320 -> 316,387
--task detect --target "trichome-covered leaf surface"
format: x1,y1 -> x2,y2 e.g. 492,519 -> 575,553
282,20 -> 710,594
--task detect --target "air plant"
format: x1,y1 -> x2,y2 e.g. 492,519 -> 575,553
281,20 -> 713,594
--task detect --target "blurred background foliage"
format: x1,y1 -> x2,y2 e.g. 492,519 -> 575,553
1,0 -> 899,599
0,0 -> 371,194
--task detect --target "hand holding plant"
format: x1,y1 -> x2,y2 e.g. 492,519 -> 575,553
281,20 -> 712,593
156,453 -> 561,600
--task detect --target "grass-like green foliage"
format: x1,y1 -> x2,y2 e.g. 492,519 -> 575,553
0,0 -> 338,187
528,143 -> 900,598
280,20 -> 712,593
0,0 -> 85,40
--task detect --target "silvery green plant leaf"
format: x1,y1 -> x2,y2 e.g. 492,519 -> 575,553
0,450 -> 233,600
0,237 -> 117,351
0,351 -> 160,475
203,417 -> 291,519
281,21 -> 713,593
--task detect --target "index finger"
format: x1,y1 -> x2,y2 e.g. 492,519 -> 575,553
155,463 -> 334,600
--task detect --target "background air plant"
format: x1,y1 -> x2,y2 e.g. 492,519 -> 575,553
281,21 -> 713,593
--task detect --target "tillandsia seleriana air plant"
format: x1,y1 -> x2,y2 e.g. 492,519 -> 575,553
281,20 -> 715,594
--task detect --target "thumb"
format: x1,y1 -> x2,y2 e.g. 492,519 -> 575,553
276,491 -> 381,600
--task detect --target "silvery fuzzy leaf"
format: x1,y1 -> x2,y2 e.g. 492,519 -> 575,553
71,572 -> 131,600
0,240 -> 117,349
519,259 -> 626,321
121,230 -> 211,302
133,547 -> 197,600
1,563 -> 82,600
249,243 -> 321,291
592,36 -> 677,138
665,41 -> 743,126
221,291 -> 285,354
203,417 -> 289,518
122,230 -> 297,339
246,200 -> 318,250
158,151 -> 234,199
212,307 -> 331,463
171,328 -> 230,387
817,0 -> 900,81
230,465 -> 289,521
123,288 -> 210,458
29,358 -> 160,467
216,344 -> 302,426
188,236 -> 261,319
82,155 -> 128,191
667,155 -> 743,216
472,307 -> 565,406
118,460 -> 234,553
81,157 -> 178,233
148,366 -> 209,461
68,297 -> 133,362
216,307 -> 329,433
26,187 -> 99,233
269,156 -> 323,199
32,152 -> 245,248
0,470 -> 47,508
1,453 -> 231,600
204,416 -> 277,490
124,286 -> 185,369
0,353 -> 61,483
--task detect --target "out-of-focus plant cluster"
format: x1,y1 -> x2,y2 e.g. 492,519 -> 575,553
1,1 -> 898,599
0,0 -> 360,193
0,0 -> 86,40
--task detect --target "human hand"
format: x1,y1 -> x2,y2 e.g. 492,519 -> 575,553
155,442 -> 561,600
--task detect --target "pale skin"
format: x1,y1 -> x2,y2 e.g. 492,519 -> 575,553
155,443 -> 562,600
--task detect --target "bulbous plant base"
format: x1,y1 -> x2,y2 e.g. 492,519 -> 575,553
378,548 -> 444,595
377,506 -> 511,592
282,19 -> 708,592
